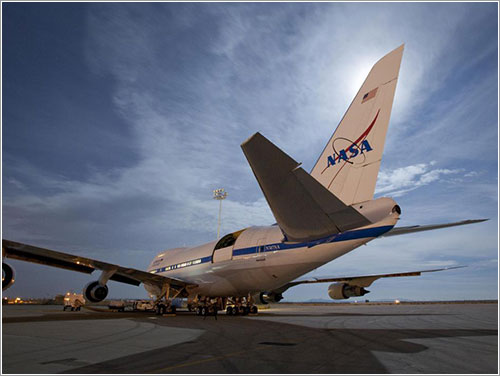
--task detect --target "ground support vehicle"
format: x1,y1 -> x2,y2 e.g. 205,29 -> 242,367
63,292 -> 85,311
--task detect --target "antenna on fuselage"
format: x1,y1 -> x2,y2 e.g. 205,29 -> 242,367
213,188 -> 228,240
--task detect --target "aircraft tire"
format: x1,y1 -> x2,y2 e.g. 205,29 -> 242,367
156,305 -> 163,315
226,306 -> 233,315
250,305 -> 258,314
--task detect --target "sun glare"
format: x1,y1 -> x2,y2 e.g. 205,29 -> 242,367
347,59 -> 376,97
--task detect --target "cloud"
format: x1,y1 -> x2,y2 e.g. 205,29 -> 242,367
375,163 -> 462,197
3,3 -> 497,300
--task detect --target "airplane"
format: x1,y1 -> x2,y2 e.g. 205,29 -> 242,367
2,45 -> 487,316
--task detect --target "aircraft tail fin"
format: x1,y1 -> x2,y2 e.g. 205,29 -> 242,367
311,45 -> 404,205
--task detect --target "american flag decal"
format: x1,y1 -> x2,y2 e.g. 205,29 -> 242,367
362,87 -> 378,103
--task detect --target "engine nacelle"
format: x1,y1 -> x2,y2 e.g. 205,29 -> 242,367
83,281 -> 109,303
328,283 -> 369,300
254,291 -> 284,305
2,262 -> 16,291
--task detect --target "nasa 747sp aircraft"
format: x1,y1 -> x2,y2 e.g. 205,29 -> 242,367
2,45 -> 486,316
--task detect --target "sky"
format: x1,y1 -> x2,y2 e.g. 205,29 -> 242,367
2,2 -> 498,302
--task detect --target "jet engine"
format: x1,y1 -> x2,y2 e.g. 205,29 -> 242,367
83,281 -> 109,303
328,283 -> 369,300
254,291 -> 284,305
2,262 -> 15,291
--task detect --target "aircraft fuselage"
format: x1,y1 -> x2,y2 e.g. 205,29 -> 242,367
145,202 -> 399,298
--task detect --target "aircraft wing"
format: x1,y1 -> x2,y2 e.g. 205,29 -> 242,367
2,239 -> 189,289
381,219 -> 488,237
274,266 -> 464,293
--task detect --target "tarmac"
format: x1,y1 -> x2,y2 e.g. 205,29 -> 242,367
2,302 -> 498,374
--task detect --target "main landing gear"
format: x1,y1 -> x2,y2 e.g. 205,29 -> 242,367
154,283 -> 182,316
153,291 -> 261,317
225,297 -> 258,316
155,303 -> 176,315
190,295 -> 259,317
193,296 -> 222,317
225,305 -> 258,316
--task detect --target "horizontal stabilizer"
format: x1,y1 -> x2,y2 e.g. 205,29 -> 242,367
241,132 -> 370,242
382,219 -> 488,237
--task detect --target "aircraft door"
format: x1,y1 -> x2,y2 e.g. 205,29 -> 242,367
213,245 -> 233,263
212,231 -> 242,263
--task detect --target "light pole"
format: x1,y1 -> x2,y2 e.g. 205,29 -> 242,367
213,188 -> 228,240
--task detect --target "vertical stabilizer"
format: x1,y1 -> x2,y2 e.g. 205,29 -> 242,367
311,45 -> 404,205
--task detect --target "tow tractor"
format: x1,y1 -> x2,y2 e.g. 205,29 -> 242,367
63,292 -> 85,311
108,300 -> 138,312
133,299 -> 155,312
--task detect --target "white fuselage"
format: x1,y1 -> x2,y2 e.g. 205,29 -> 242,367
145,201 -> 400,298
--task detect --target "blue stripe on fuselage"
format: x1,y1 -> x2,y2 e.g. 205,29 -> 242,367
150,225 -> 393,274
233,225 -> 393,256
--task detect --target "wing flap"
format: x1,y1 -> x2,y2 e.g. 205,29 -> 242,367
2,239 -> 188,289
241,132 -> 370,242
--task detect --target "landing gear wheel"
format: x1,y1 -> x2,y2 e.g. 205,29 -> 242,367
156,304 -> 164,315
201,306 -> 208,316
250,305 -> 258,314
197,306 -> 202,316
233,306 -> 240,316
226,306 -> 233,316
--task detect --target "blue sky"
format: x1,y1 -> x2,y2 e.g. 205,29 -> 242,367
2,2 -> 498,301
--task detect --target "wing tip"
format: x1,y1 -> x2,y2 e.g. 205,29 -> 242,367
461,218 -> 489,225
241,132 -> 263,148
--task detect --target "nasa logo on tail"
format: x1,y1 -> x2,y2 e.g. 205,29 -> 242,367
323,108 -> 380,171
326,139 -> 373,168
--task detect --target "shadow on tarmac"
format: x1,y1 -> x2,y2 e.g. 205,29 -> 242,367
256,312 -> 452,317
62,315 -> 497,374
